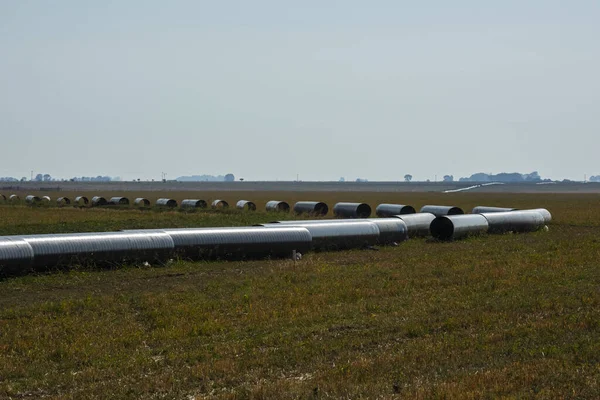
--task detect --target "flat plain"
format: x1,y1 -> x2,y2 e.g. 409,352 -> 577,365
0,190 -> 599,399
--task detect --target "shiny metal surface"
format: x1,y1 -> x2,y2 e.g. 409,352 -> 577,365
293,201 -> 329,216
430,214 -> 489,240
162,226 -> 311,259
236,200 -> 257,211
262,221 -> 379,250
25,195 -> 41,205
266,200 -> 290,213
134,198 -> 150,207
211,199 -> 229,209
74,196 -> 89,206
472,206 -> 517,214
91,196 -> 108,206
393,213 -> 436,237
181,199 -> 208,209
9,194 -> 20,203
481,211 -> 545,234
522,208 -> 552,224
15,231 -> 175,269
57,197 -> 71,206
41,196 -> 51,203
420,205 -> 464,217
156,198 -> 178,208
333,202 -> 372,218
109,197 -> 130,206
0,238 -> 34,275
375,204 -> 416,217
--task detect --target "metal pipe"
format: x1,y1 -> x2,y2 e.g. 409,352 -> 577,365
159,226 -> 311,260
272,218 -> 408,245
134,198 -> 150,207
266,200 -> 290,213
420,205 -> 464,217
472,206 -> 517,214
0,238 -> 34,276
430,214 -> 489,240
74,196 -> 89,206
211,199 -> 229,209
261,221 -> 379,250
91,196 -> 108,207
333,202 -> 372,218
12,231 -> 175,269
181,199 -> 207,209
25,195 -> 41,205
522,208 -> 552,224
236,200 -> 256,211
41,196 -> 51,203
376,204 -> 416,217
293,201 -> 329,216
57,197 -> 71,206
109,197 -> 130,206
393,213 -> 436,237
481,211 -> 545,234
0,194 -> 6,202
156,198 -> 178,208
9,194 -> 20,203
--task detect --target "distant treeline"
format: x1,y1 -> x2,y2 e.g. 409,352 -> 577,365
176,174 -> 235,182
458,171 -> 545,183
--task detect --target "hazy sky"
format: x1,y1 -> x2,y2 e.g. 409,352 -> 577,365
1,1 -> 599,181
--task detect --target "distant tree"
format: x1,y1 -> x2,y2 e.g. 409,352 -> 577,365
589,175 -> 600,182
443,175 -> 454,182
239,178 -> 244,181
339,177 -> 345,182
20,177 -> 27,182
404,174 -> 413,182
43,174 -> 51,182
34,174 -> 43,182
224,174 -> 235,182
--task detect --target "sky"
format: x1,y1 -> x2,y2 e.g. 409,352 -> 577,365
1,1 -> 599,182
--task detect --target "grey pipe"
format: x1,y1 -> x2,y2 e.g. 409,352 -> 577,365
261,221 -> 379,250
393,213 -> 436,237
211,199 -> 229,209
333,202 -> 371,218
0,194 -> 6,202
481,211 -> 545,234
420,205 -> 464,217
430,214 -> 489,240
236,200 -> 256,211
522,208 -> 552,224
57,197 -> 71,206
0,238 -> 34,276
134,198 -> 150,207
376,204 -> 416,217
272,218 -> 407,245
9,194 -> 20,203
10,231 -> 175,270
472,206 -> 517,214
109,197 -> 130,206
25,195 -> 41,205
74,196 -> 89,206
181,199 -> 207,209
91,196 -> 108,207
293,201 -> 329,216
158,226 -> 311,260
156,198 -> 178,208
266,200 -> 290,213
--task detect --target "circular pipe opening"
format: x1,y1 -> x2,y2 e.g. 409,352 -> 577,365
448,207 -> 464,215
430,217 -> 454,240
356,203 -> 372,218
314,202 -> 329,216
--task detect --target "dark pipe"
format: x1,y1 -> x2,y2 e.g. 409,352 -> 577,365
293,201 -> 329,216
211,199 -> 229,209
333,202 -> 372,218
393,213 -> 436,237
156,198 -> 178,208
91,196 -> 108,207
236,200 -> 257,211
430,214 -> 488,240
181,199 -> 207,209
376,204 -> 416,217
266,200 -> 290,213
420,205 -> 464,217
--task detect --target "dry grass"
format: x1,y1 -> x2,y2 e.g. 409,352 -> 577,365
0,192 -> 599,398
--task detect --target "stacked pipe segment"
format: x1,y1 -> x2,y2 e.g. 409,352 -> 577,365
333,202 -> 372,218
392,213 -> 436,237
376,204 -> 416,217
420,205 -> 464,217
430,214 -> 489,240
480,211 -> 545,233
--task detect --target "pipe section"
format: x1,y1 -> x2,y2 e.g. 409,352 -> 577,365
266,200 -> 290,213
57,197 -> 71,206
181,199 -> 207,209
481,211 -> 545,234
420,205 -> 464,217
333,202 -> 371,218
472,206 -> 517,214
236,200 -> 257,211
75,196 -> 89,206
156,198 -> 178,208
393,213 -> 436,237
376,204 -> 416,217
293,201 -> 329,216
522,208 -> 552,224
91,196 -> 108,207
0,238 -> 34,275
134,198 -> 150,207
430,214 -> 489,241
109,197 -> 130,206
211,199 -> 229,209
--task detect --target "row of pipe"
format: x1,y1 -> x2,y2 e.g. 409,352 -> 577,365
0,205 -> 551,276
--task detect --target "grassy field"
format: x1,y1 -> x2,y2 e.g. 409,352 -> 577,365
1,192 -> 599,398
